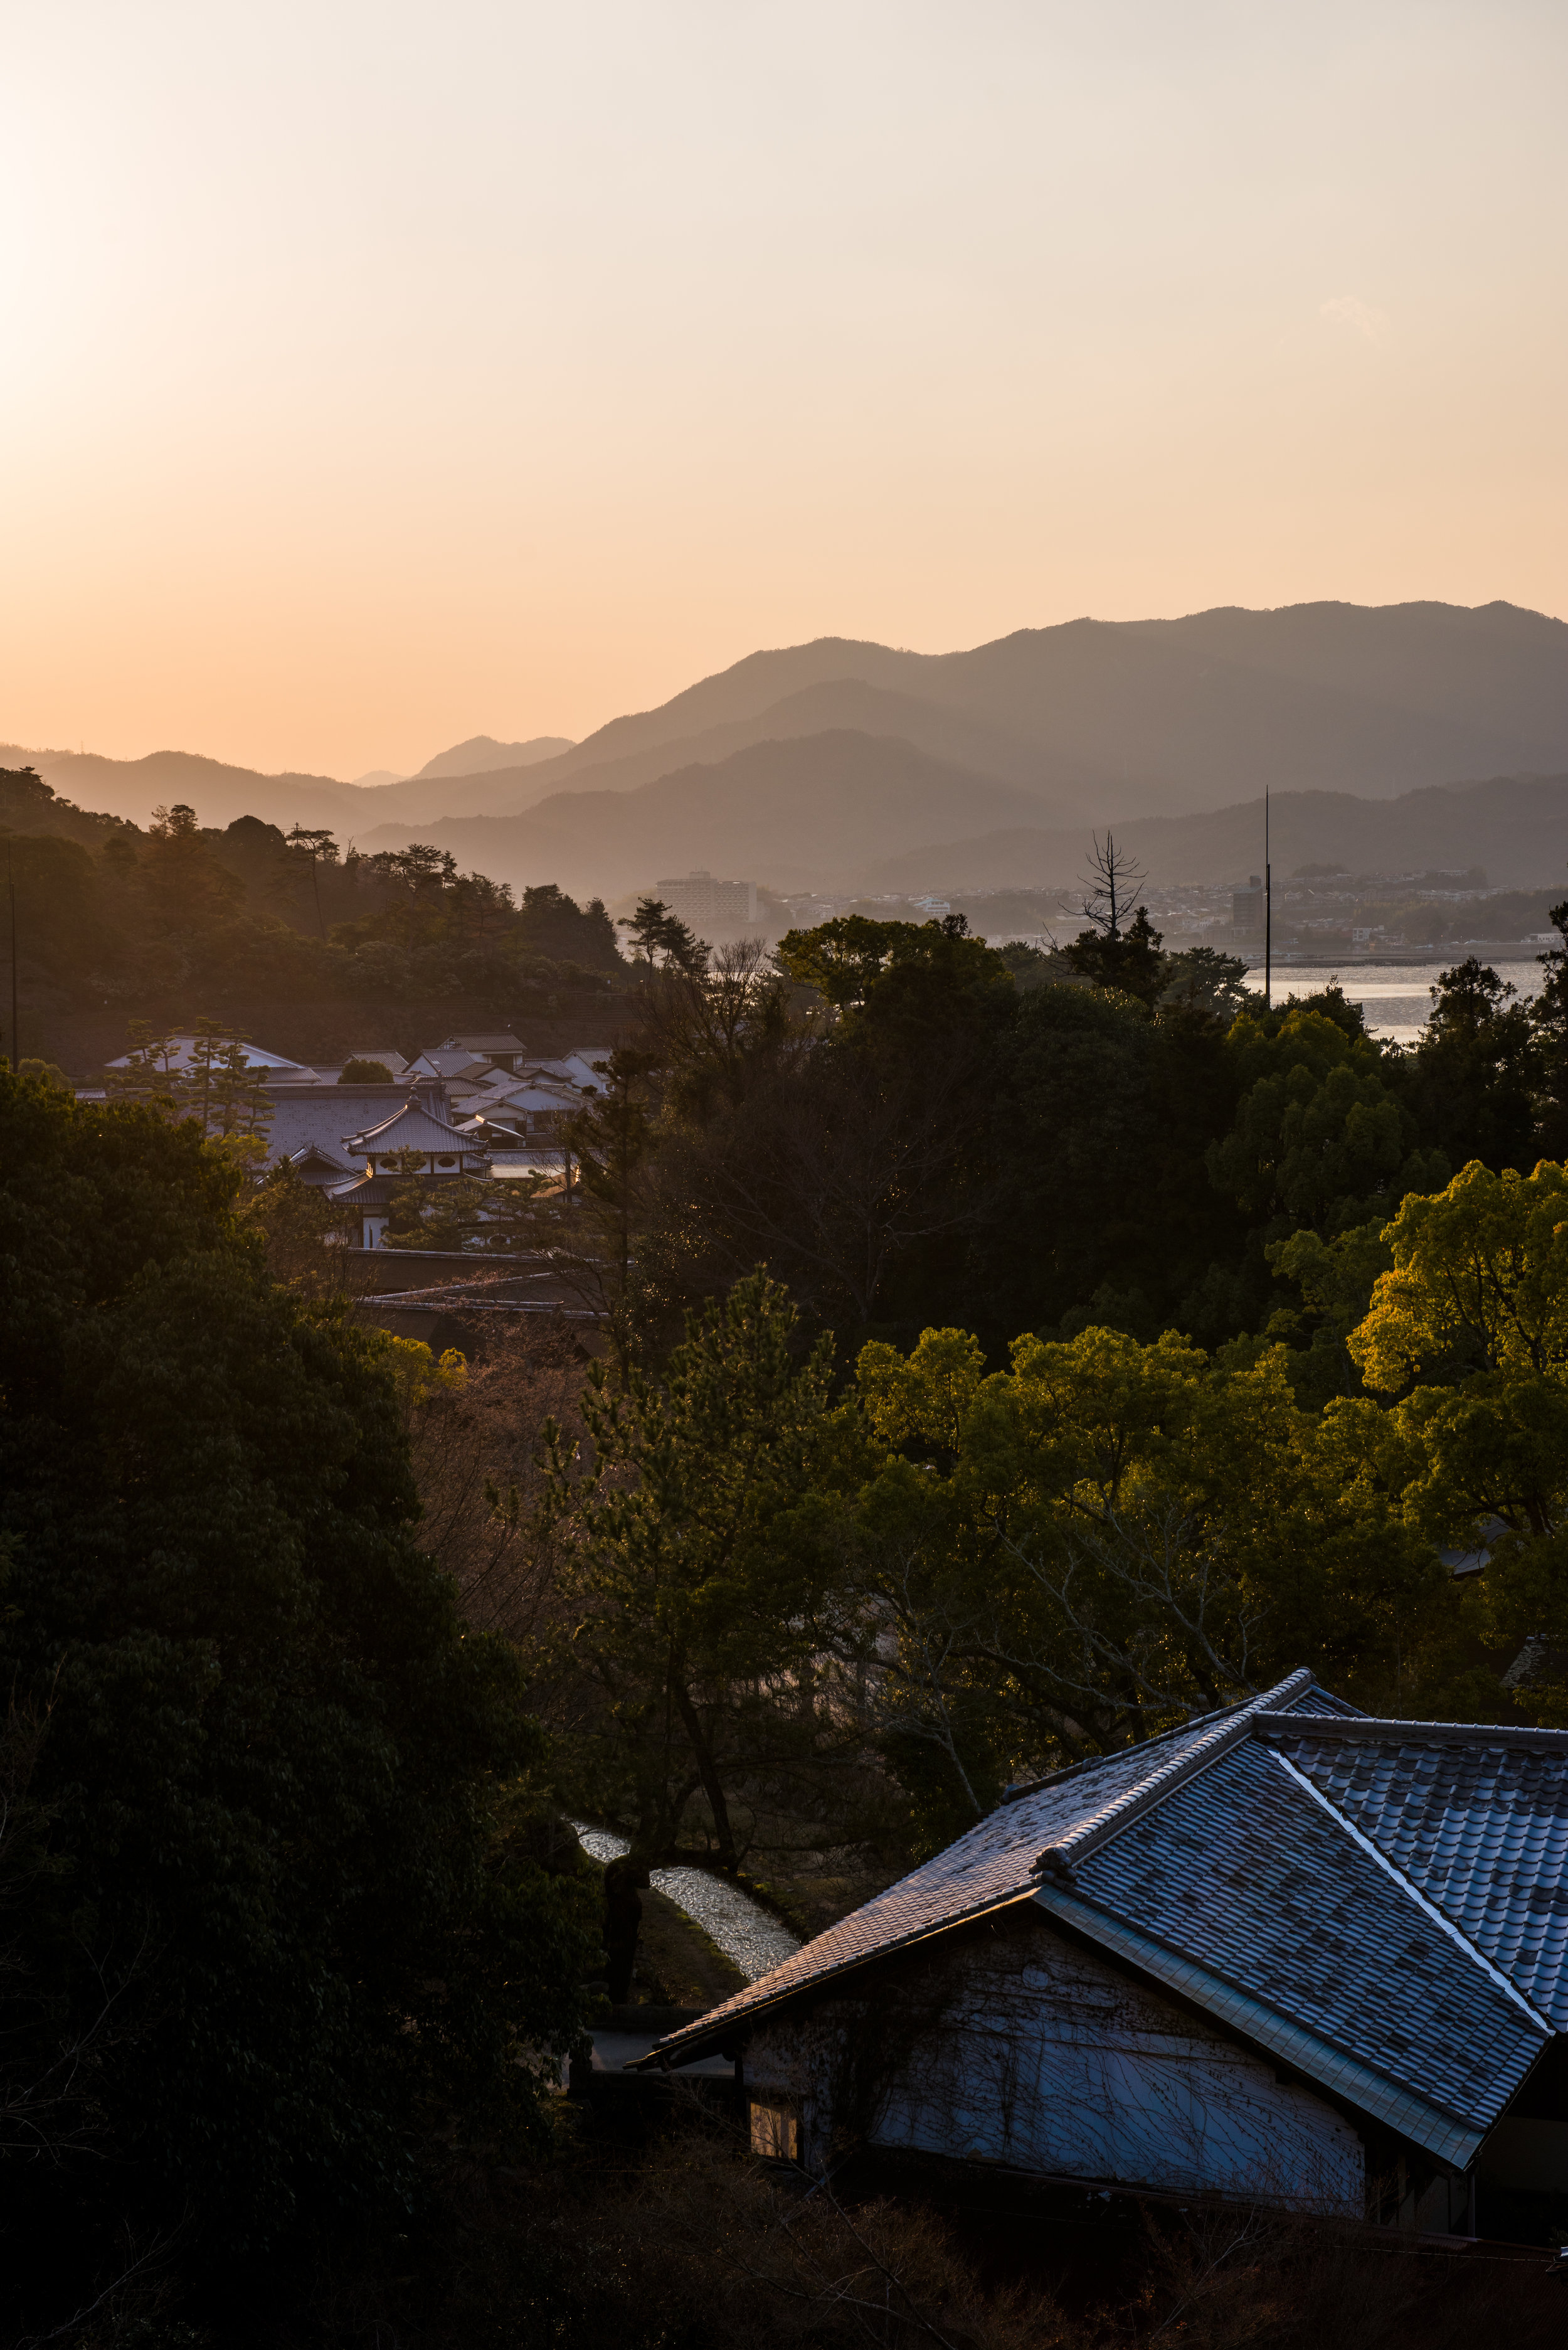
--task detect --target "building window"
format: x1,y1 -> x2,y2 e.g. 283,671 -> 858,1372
749,2101 -> 800,2162
437,1155 -> 456,1167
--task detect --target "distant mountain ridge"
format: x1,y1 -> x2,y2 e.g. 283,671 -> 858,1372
0,733 -> 576,835
412,734 -> 573,780
355,731 -> 1062,897
8,601 -> 1568,893
495,598 -> 1568,817
851,772 -> 1568,896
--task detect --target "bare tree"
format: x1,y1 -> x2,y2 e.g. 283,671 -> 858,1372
1078,832 -> 1148,943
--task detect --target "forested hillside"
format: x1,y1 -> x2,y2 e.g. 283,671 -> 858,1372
0,765 -> 628,1071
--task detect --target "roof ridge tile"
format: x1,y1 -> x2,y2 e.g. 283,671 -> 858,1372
1256,1711 -> 1568,1753
1036,1669 -> 1315,1877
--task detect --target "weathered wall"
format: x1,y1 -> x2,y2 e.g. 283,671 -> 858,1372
744,1906 -> 1362,2211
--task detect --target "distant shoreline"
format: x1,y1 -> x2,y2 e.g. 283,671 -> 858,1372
1240,945 -> 1549,972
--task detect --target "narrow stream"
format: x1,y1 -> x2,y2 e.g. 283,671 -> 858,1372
573,1822 -> 801,1982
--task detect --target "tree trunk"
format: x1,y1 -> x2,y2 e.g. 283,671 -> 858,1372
670,1676 -> 736,1868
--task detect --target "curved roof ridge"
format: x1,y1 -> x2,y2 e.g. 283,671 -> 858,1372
346,1097 -> 477,1151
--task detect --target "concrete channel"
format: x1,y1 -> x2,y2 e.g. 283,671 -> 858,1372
570,1821 -> 802,2083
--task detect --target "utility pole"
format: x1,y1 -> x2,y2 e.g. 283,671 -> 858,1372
1264,787 -> 1273,1011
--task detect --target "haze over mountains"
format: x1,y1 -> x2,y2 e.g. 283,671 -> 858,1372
10,600 -> 1568,896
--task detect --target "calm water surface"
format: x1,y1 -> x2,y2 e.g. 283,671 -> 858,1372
1245,959 -> 1548,1046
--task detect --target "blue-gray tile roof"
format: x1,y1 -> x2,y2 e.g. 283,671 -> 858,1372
640,1672 -> 1568,2165
1076,1737 -> 1542,2143
1264,1722 -> 1568,2031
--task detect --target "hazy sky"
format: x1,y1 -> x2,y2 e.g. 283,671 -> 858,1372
4,1 -> 1564,777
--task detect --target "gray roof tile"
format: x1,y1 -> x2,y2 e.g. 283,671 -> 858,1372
647,1675 -> 1316,2057
1266,1723 -> 1568,2029
644,1676 -> 1566,2162
1077,1737 -> 1543,2135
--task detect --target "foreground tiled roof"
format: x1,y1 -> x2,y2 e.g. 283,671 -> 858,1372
641,1672 -> 1568,2166
1265,1720 -> 1568,2029
1074,1735 -> 1544,2159
643,1675 -> 1330,2054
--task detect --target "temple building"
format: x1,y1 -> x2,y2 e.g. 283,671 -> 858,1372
330,1097 -> 491,1249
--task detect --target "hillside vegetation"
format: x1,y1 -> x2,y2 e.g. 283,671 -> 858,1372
0,765 -> 626,1071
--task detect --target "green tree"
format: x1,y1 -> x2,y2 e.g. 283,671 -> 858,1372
1207,997 -> 1445,1236
0,1068 -> 594,2291
617,893 -> 707,974
1350,1157 -> 1568,1392
1343,1159 -> 1568,1724
1060,903 -> 1168,1007
240,1155 -> 354,1294
281,822 -> 339,939
1530,894 -> 1568,1160
843,1319 -> 1442,1849
775,913 -> 909,1009
1404,957 -> 1537,1174
106,1016 -> 273,1164
975,981 -> 1247,1346
541,1271 -> 840,1866
564,1048 -> 662,1371
1158,945 -> 1251,1022
648,918 -> 1013,1344
1261,1216 -> 1394,1404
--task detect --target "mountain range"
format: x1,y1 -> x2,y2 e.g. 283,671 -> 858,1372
9,600 -> 1568,895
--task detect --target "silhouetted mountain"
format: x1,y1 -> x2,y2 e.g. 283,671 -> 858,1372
11,602 -> 1567,880
502,599 -> 1568,816
2,742 -> 573,835
412,733 -> 573,779
493,678 -> 1098,809
849,773 -> 1568,895
354,731 -> 1059,897
0,746 -> 368,834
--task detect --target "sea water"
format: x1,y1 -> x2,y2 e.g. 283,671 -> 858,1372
1246,958 -> 1550,1047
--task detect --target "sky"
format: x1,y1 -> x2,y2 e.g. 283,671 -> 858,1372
3,0 -> 1565,779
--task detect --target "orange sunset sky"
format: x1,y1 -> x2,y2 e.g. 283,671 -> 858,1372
3,1 -> 1565,779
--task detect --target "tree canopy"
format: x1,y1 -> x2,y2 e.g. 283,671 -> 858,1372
0,1068 -> 593,2293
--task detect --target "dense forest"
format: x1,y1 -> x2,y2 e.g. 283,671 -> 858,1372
6,796 -> 1568,2342
0,764 -> 625,1067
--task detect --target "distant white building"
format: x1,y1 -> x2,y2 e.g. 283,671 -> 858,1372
657,871 -> 758,930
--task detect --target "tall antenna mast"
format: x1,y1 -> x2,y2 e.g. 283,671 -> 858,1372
1264,788 -> 1272,1011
